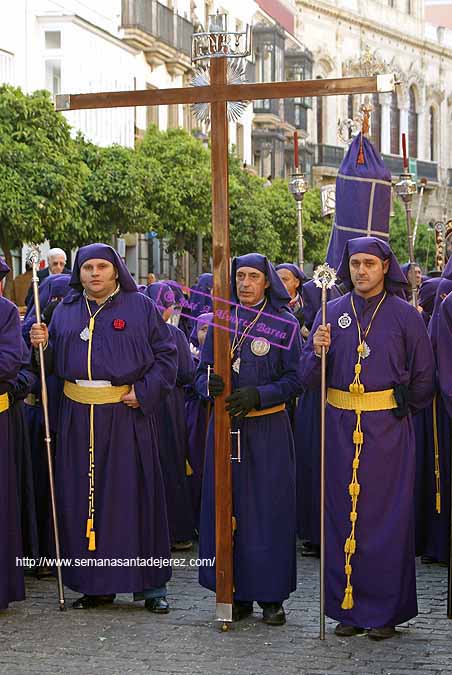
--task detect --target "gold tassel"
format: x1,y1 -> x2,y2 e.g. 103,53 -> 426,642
436,492 -> 441,514
185,460 -> 193,476
357,134 -> 365,165
86,518 -> 93,538
88,530 -> 96,551
341,585 -> 354,610
232,516 -> 237,533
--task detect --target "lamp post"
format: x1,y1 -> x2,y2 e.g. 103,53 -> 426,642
289,131 -> 308,270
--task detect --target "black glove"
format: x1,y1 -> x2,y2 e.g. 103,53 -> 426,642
208,372 -> 225,398
392,383 -> 409,419
42,299 -> 61,325
225,387 -> 260,418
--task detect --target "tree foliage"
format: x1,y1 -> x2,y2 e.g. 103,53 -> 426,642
389,199 -> 433,271
0,85 -> 85,280
137,125 -> 212,256
71,135 -> 156,248
261,179 -> 332,266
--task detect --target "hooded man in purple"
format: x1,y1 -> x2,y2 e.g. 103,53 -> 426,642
144,282 -> 196,549
196,253 -> 303,626
275,263 -> 308,329
299,237 -> 435,640
185,312 -> 213,528
30,244 -> 177,613
421,259 -> 452,563
0,257 -> 25,609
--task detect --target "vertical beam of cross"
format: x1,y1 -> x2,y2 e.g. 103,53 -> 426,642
210,56 -> 234,622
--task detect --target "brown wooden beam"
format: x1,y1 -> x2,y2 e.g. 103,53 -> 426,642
55,75 -> 383,111
210,57 -> 234,622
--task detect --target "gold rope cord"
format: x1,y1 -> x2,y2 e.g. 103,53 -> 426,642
83,298 -> 111,552
432,394 -> 441,514
341,292 -> 387,610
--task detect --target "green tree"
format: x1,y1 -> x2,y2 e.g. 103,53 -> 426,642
137,125 -> 212,273
0,85 -> 86,290
71,135 -> 156,249
389,199 -> 433,271
262,179 -> 332,266
228,155 -> 281,260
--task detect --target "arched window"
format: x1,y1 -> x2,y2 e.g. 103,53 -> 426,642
429,106 -> 436,162
408,87 -> 418,158
316,76 -> 323,145
390,91 -> 399,155
370,93 -> 381,152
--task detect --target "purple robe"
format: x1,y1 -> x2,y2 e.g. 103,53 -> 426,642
155,324 -> 196,543
197,301 -> 303,602
48,289 -> 177,594
299,291 -> 435,627
419,278 -> 452,562
0,297 -> 25,609
433,291 -> 452,562
8,341 -> 39,559
294,280 -> 342,544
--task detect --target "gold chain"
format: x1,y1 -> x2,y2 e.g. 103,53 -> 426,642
230,298 -> 268,359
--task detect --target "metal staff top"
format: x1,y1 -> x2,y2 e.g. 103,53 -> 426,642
313,263 -> 338,290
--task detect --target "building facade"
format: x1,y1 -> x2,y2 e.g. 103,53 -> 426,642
1,0 -> 451,280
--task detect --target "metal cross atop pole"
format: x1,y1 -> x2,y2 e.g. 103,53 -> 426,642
56,13 -> 397,634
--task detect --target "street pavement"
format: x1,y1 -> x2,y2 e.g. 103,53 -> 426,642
0,546 -> 451,675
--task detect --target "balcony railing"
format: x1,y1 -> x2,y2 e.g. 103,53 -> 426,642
381,155 -> 439,182
416,160 -> 438,183
381,154 -> 404,176
121,0 -> 194,56
314,144 -> 344,168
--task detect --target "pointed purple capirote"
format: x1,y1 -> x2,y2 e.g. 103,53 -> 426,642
326,134 -> 392,269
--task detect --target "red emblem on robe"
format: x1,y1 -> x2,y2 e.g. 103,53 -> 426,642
113,319 -> 126,330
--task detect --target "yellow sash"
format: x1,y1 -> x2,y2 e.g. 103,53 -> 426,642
327,387 -> 396,413
245,403 -> 286,418
0,392 -> 9,413
63,381 -> 130,405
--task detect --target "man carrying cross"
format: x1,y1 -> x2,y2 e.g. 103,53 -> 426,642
196,253 -> 302,626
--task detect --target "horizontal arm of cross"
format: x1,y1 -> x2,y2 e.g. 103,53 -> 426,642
55,74 -> 396,112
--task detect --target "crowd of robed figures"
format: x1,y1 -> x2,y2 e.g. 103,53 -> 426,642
1,232 -> 452,640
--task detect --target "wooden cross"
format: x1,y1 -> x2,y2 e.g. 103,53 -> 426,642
56,39 -> 395,626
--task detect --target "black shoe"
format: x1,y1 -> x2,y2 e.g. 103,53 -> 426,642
300,542 -> 320,558
232,601 -> 253,621
368,626 -> 397,641
261,603 -> 286,626
72,594 -> 116,609
334,623 -> 366,637
145,597 -> 170,614
171,540 -> 193,551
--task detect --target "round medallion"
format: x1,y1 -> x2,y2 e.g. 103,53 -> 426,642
250,338 -> 271,356
338,313 -> 352,329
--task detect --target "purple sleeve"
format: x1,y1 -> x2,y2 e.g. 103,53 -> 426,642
437,297 -> 452,417
134,302 -> 178,416
173,327 -> 196,386
297,309 -> 323,389
195,325 -> 213,401
256,327 -> 304,408
404,308 -> 435,413
0,300 -> 22,383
